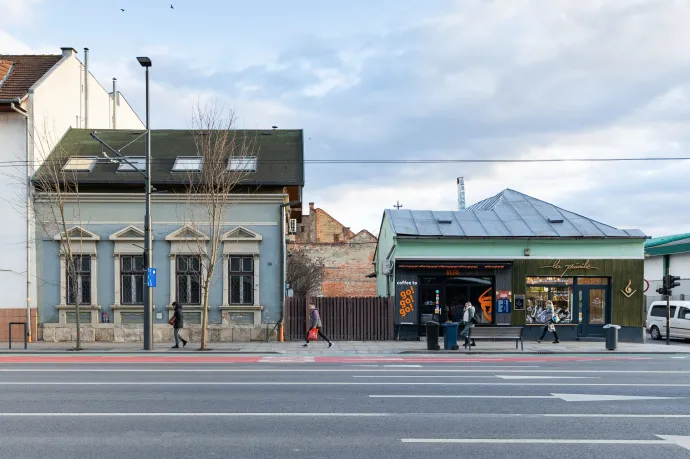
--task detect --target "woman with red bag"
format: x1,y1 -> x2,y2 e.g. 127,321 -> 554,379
303,304 -> 333,348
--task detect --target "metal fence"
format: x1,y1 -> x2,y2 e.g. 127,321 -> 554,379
286,296 -> 395,341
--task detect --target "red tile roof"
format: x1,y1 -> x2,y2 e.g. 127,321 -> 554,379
0,54 -> 62,101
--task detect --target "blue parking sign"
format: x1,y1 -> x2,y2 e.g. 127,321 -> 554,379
147,267 -> 157,288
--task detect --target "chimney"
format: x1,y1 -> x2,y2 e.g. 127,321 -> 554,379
457,177 -> 466,211
309,202 -> 315,213
112,78 -> 118,129
60,47 -> 77,58
83,48 -> 89,129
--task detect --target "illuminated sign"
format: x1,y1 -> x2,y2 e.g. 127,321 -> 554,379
540,259 -> 599,277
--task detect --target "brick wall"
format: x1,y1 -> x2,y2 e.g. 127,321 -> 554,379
296,203 -> 356,244
0,308 -> 38,341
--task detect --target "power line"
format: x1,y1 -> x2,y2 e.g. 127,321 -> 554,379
0,156 -> 689,169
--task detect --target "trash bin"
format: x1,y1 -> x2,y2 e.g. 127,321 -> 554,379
442,322 -> 460,350
603,324 -> 621,350
426,321 -> 440,351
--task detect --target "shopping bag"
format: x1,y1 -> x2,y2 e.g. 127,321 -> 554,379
307,328 -> 318,341
548,323 -> 556,333
553,315 -> 560,324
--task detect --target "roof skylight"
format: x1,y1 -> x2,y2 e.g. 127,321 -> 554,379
117,157 -> 146,172
173,156 -> 203,172
62,156 -> 98,172
228,156 -> 258,172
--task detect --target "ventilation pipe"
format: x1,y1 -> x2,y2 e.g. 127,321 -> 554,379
84,48 -> 89,129
457,177 -> 466,210
112,77 -> 117,129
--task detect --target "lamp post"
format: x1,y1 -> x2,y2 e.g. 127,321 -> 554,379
137,56 -> 153,351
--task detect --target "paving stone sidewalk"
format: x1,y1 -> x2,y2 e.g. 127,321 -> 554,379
3,338 -> 689,354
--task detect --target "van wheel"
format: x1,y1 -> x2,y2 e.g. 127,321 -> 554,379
650,326 -> 662,340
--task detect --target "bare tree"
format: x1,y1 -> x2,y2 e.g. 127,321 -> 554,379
287,247 -> 325,298
31,123 -> 88,351
182,104 -> 258,350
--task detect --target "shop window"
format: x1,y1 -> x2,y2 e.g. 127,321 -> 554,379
526,284 -> 573,325
577,277 -> 609,285
420,277 -> 441,285
527,277 -> 573,285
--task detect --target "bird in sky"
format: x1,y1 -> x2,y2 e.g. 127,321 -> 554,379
120,8 -> 125,12
171,4 -> 174,8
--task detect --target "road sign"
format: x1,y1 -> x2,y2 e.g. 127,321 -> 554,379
147,268 -> 157,288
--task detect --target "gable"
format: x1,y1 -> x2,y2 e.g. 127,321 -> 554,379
221,226 -> 263,241
109,225 -> 146,241
165,225 -> 209,241
54,226 -> 100,241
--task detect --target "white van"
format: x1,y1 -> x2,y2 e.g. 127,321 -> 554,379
647,300 -> 690,340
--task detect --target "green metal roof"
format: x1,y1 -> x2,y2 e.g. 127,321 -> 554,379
645,233 -> 690,256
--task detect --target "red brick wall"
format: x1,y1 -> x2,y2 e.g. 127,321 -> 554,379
0,308 -> 38,341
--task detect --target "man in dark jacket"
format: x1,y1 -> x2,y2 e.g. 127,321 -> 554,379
171,301 -> 188,348
303,304 -> 333,348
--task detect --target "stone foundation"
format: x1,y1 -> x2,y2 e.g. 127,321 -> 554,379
39,323 -> 277,343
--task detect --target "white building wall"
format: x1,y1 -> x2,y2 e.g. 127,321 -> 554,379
0,112 -> 29,308
112,94 -> 144,129
644,256 -> 664,282
670,253 -> 690,279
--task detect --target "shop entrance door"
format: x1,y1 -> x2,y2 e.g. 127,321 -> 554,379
576,286 -> 609,338
418,284 -> 443,336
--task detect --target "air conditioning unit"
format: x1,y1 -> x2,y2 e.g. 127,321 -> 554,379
288,218 -> 297,234
382,260 -> 393,275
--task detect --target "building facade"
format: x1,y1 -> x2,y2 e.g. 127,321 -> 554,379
290,202 -> 377,297
374,189 -> 648,342
33,128 -> 303,342
0,47 -> 142,342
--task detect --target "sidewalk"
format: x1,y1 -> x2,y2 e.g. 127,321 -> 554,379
3,339 -> 690,354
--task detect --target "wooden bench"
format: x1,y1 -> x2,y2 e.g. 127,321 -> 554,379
466,326 -> 524,352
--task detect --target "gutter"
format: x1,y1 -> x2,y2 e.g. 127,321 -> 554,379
278,199 -> 301,341
8,99 -> 32,343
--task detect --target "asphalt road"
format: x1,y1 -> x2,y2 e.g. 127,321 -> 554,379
0,354 -> 689,458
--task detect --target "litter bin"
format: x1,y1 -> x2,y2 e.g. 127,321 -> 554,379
603,324 -> 621,351
426,321 -> 440,351
442,322 -> 460,350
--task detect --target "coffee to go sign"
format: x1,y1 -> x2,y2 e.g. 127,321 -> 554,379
399,285 -> 415,318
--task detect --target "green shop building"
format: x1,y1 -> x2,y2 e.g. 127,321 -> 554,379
374,189 -> 648,342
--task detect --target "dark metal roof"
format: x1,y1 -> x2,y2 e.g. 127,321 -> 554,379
33,128 -> 304,187
0,54 -> 62,100
387,189 -> 646,239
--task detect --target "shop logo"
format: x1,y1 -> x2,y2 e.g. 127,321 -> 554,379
540,259 -> 599,277
621,280 -> 637,298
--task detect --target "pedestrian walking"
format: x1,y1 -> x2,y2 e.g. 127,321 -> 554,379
169,301 -> 188,348
537,300 -> 560,344
303,304 -> 333,348
460,301 -> 477,348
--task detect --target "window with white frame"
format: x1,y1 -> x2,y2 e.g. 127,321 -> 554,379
229,256 -> 254,305
177,255 -> 201,304
121,255 -> 145,304
67,255 -> 92,305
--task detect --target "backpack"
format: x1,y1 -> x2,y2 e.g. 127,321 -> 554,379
470,306 -> 481,324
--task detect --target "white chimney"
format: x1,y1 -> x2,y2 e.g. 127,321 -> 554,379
60,47 -> 77,58
457,177 -> 466,210
112,78 -> 118,129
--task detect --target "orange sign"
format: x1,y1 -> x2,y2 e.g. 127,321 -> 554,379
478,288 -> 493,322
399,285 -> 415,318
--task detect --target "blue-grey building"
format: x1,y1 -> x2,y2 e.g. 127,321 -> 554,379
32,128 -> 303,342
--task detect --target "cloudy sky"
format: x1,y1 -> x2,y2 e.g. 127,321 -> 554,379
2,0 -> 689,237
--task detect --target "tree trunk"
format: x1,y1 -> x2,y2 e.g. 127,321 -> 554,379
200,280 -> 210,350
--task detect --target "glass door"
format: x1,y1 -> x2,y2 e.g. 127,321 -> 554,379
419,282 -> 443,336
577,284 -> 609,337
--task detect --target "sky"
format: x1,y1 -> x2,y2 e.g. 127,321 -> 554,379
1,0 -> 689,237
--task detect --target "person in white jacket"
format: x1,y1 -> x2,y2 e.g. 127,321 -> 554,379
537,300 -> 560,344
460,302 -> 477,348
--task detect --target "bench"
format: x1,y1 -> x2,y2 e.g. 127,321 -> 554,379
467,326 -> 524,352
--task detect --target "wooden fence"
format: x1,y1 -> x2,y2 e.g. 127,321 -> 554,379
286,297 -> 395,341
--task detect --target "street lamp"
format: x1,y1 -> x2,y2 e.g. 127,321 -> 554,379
137,56 -> 153,351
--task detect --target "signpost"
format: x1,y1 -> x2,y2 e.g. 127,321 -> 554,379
147,267 -> 157,288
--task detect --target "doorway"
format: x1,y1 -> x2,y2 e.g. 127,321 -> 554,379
576,280 -> 610,337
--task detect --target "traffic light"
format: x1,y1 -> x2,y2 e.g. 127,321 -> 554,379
656,286 -> 668,296
666,274 -> 681,291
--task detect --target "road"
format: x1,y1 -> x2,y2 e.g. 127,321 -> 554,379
0,354 -> 689,458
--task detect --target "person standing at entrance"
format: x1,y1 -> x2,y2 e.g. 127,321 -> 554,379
460,302 -> 476,348
537,300 -> 560,344
170,301 -> 188,348
303,304 -> 333,348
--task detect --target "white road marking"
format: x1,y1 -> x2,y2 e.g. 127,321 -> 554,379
383,365 -> 422,368
496,375 -> 596,380
401,439 -> 670,445
259,357 -> 315,363
551,393 -> 682,402
1,382 -> 689,387
371,394 -> 684,402
546,414 -> 690,418
0,412 -> 389,417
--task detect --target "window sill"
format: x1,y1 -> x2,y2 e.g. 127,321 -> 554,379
220,305 -> 263,311
165,304 -> 209,310
56,304 -> 101,310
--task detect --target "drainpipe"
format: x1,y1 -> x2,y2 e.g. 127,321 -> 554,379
112,78 -> 117,129
84,48 -> 89,129
278,199 -> 301,341
9,99 -> 32,343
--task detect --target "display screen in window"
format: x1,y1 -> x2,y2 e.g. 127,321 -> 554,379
525,285 -> 573,324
